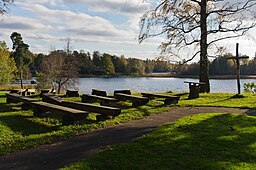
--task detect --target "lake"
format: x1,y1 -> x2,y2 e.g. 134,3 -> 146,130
78,77 -> 256,94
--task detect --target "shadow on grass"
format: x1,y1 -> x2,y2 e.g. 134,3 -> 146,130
0,103 -> 20,113
81,114 -> 256,169
0,114 -> 59,136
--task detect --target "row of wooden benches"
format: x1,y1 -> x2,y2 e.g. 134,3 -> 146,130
6,93 -> 121,125
6,89 -> 180,125
83,89 -> 180,107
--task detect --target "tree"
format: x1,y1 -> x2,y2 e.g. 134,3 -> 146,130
39,50 -> 81,94
10,32 -> 32,89
0,0 -> 13,15
127,58 -> 145,75
113,55 -> 128,74
75,51 -> 95,75
0,41 -> 17,85
92,51 -> 102,69
102,53 -> 115,76
144,59 -> 155,74
140,0 -> 256,92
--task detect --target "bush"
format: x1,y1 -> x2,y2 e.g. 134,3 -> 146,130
244,82 -> 256,93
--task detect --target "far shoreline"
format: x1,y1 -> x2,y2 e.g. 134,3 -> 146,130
79,74 -> 256,80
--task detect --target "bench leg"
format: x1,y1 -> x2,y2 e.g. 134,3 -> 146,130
6,98 -> 19,104
132,100 -> 148,107
82,97 -> 96,103
33,107 -> 50,118
62,115 -> 76,125
96,115 -> 109,121
164,99 -> 178,105
22,103 -> 31,110
62,114 -> 87,125
6,98 -> 12,104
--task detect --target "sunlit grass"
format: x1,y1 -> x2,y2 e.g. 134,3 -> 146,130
63,113 -> 256,170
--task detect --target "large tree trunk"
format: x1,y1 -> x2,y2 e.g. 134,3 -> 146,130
199,0 -> 210,93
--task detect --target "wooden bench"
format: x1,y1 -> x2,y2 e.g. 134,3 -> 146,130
114,90 -> 131,95
66,90 -> 79,97
92,89 -> 107,97
20,89 -> 36,96
40,89 -> 55,97
43,94 -> 121,121
81,94 -> 118,106
9,89 -> 24,94
6,93 -> 40,110
30,101 -> 88,125
141,92 -> 180,105
114,93 -> 149,107
62,101 -> 121,121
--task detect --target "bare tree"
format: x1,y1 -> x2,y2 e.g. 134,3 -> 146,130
139,0 -> 256,92
39,50 -> 81,94
0,0 -> 13,15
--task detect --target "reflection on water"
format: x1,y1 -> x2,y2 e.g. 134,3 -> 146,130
78,77 -> 256,94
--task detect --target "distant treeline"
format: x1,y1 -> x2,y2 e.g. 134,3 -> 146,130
32,51 -> 256,77
33,50 -> 175,76
180,53 -> 256,76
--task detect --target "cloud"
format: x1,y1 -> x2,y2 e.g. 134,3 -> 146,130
61,0 -> 150,16
17,3 -> 132,38
0,16 -> 51,30
1,1 -> 158,59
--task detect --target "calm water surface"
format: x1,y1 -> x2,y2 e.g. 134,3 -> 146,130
78,77 -> 256,94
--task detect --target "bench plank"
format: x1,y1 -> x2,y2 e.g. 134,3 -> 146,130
62,101 -> 121,116
66,90 -> 79,97
6,93 -> 40,109
92,89 -> 107,97
81,94 -> 117,103
114,90 -> 131,95
114,93 -> 149,107
141,92 -> 180,105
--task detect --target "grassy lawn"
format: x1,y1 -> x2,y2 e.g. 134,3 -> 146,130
63,113 -> 256,170
0,90 -> 256,156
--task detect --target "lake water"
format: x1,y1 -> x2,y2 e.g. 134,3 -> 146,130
78,77 -> 256,94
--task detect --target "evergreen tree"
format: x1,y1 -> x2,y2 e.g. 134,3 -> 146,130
10,32 -> 32,88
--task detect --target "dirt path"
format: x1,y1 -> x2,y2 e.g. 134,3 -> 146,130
1,107 -> 256,170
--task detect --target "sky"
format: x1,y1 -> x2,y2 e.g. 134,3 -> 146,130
1,0 -> 256,60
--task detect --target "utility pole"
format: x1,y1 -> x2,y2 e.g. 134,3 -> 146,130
227,43 -> 249,94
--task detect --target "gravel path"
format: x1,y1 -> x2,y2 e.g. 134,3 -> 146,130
1,107 -> 256,170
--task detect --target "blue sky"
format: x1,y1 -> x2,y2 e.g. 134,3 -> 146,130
1,0 -> 256,60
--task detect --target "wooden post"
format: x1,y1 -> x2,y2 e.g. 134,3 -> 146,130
227,43 -> 249,94
236,43 -> 240,94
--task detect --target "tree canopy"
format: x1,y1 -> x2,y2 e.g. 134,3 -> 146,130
39,50 -> 81,94
0,41 -> 17,85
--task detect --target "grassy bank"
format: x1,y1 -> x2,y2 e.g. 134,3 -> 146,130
63,113 -> 256,170
0,91 -> 256,155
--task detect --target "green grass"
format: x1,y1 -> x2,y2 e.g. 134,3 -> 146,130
1,91 -> 256,156
0,91 -> 171,155
177,92 -> 256,108
63,113 -> 256,170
